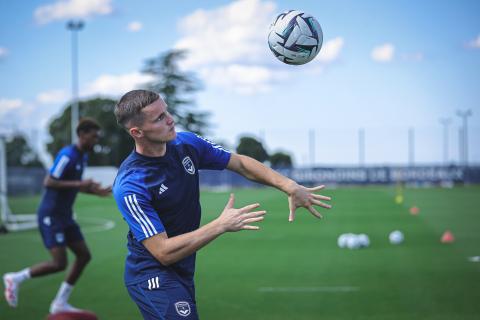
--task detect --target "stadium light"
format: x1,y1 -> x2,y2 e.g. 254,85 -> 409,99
66,20 -> 84,144
456,110 -> 472,166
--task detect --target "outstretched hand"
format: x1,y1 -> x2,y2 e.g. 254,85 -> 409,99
287,184 -> 332,222
91,183 -> 112,197
216,193 -> 266,232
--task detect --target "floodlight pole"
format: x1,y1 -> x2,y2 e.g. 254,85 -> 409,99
67,20 -> 84,144
439,118 -> 451,165
408,127 -> 415,167
456,110 -> 472,166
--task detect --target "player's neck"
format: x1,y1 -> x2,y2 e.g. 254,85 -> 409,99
135,141 -> 167,157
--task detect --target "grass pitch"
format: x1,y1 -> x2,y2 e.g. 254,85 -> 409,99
1,185 -> 479,319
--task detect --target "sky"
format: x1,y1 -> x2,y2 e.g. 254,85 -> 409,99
0,0 -> 479,167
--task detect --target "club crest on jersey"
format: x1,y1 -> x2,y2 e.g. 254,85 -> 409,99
182,156 -> 195,175
174,301 -> 191,317
55,233 -> 65,243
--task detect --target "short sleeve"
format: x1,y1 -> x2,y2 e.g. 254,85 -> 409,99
114,182 -> 165,242
187,133 -> 231,170
50,151 -> 71,179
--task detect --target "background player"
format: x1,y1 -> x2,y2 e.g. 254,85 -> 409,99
3,118 -> 111,314
113,90 -> 332,319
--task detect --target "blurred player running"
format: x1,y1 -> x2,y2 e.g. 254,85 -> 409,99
3,118 -> 111,314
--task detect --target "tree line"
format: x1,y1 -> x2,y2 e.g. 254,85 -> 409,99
5,50 -> 292,168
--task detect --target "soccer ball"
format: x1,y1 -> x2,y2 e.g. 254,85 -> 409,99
357,234 -> 370,248
389,230 -> 404,245
346,235 -> 361,249
268,10 -> 323,65
337,233 -> 350,248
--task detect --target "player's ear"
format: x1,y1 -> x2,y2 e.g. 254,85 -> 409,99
130,127 -> 143,138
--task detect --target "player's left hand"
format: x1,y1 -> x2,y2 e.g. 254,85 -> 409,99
287,184 -> 331,222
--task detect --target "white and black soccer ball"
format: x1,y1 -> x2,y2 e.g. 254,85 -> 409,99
357,234 -> 370,248
389,230 -> 404,245
268,10 -> 323,65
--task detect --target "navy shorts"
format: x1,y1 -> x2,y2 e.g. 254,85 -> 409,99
127,274 -> 199,320
38,215 -> 84,249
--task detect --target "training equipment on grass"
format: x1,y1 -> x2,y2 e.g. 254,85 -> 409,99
46,310 -> 98,320
409,206 -> 419,215
268,10 -> 323,65
441,230 -> 455,243
389,230 -> 404,245
337,233 -> 370,249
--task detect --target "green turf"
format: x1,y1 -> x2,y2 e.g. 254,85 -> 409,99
1,186 -> 479,319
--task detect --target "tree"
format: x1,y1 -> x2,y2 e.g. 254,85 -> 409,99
270,151 -> 293,168
143,50 -> 210,135
6,134 -> 43,167
236,136 -> 269,163
47,98 -> 132,167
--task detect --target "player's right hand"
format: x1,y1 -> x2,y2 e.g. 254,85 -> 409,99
78,179 -> 94,191
217,193 -> 266,232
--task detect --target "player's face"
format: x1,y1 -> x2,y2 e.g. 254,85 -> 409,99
79,129 -> 100,151
138,98 -> 176,143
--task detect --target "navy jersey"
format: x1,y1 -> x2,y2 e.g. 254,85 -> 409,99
113,132 -> 231,285
38,145 -> 87,220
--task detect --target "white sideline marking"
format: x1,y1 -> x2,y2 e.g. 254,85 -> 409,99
468,256 -> 480,262
78,217 -> 116,234
258,286 -> 359,293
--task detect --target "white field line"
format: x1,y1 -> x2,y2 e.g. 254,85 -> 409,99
258,286 -> 359,293
76,217 -> 116,234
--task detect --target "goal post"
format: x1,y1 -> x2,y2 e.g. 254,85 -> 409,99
0,136 -> 38,233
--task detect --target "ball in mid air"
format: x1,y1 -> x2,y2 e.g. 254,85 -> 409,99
268,10 -> 323,65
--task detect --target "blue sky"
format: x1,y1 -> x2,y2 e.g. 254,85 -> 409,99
0,0 -> 479,166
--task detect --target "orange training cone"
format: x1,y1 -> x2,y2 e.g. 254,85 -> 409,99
441,230 -> 455,243
409,206 -> 419,215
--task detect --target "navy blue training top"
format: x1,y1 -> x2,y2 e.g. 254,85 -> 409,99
113,132 -> 231,285
38,144 -> 87,220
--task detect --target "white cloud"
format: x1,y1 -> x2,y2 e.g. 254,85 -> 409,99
0,98 -> 23,115
174,0 -> 276,68
317,37 -> 344,63
174,0 -> 344,94
0,47 -> 8,59
371,43 -> 395,62
200,64 -> 287,95
34,0 -> 113,25
0,98 -> 39,135
127,21 -> 143,32
82,72 -> 154,97
466,34 -> 480,48
36,90 -> 68,104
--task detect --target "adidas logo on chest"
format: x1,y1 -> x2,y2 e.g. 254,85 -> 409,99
158,183 -> 168,195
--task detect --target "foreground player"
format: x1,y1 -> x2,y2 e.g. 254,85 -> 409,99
113,90 -> 332,319
3,118 -> 111,314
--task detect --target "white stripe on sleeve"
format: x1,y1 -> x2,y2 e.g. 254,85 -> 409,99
132,194 -> 158,235
127,195 -> 155,237
124,195 -> 150,238
52,155 -> 70,178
